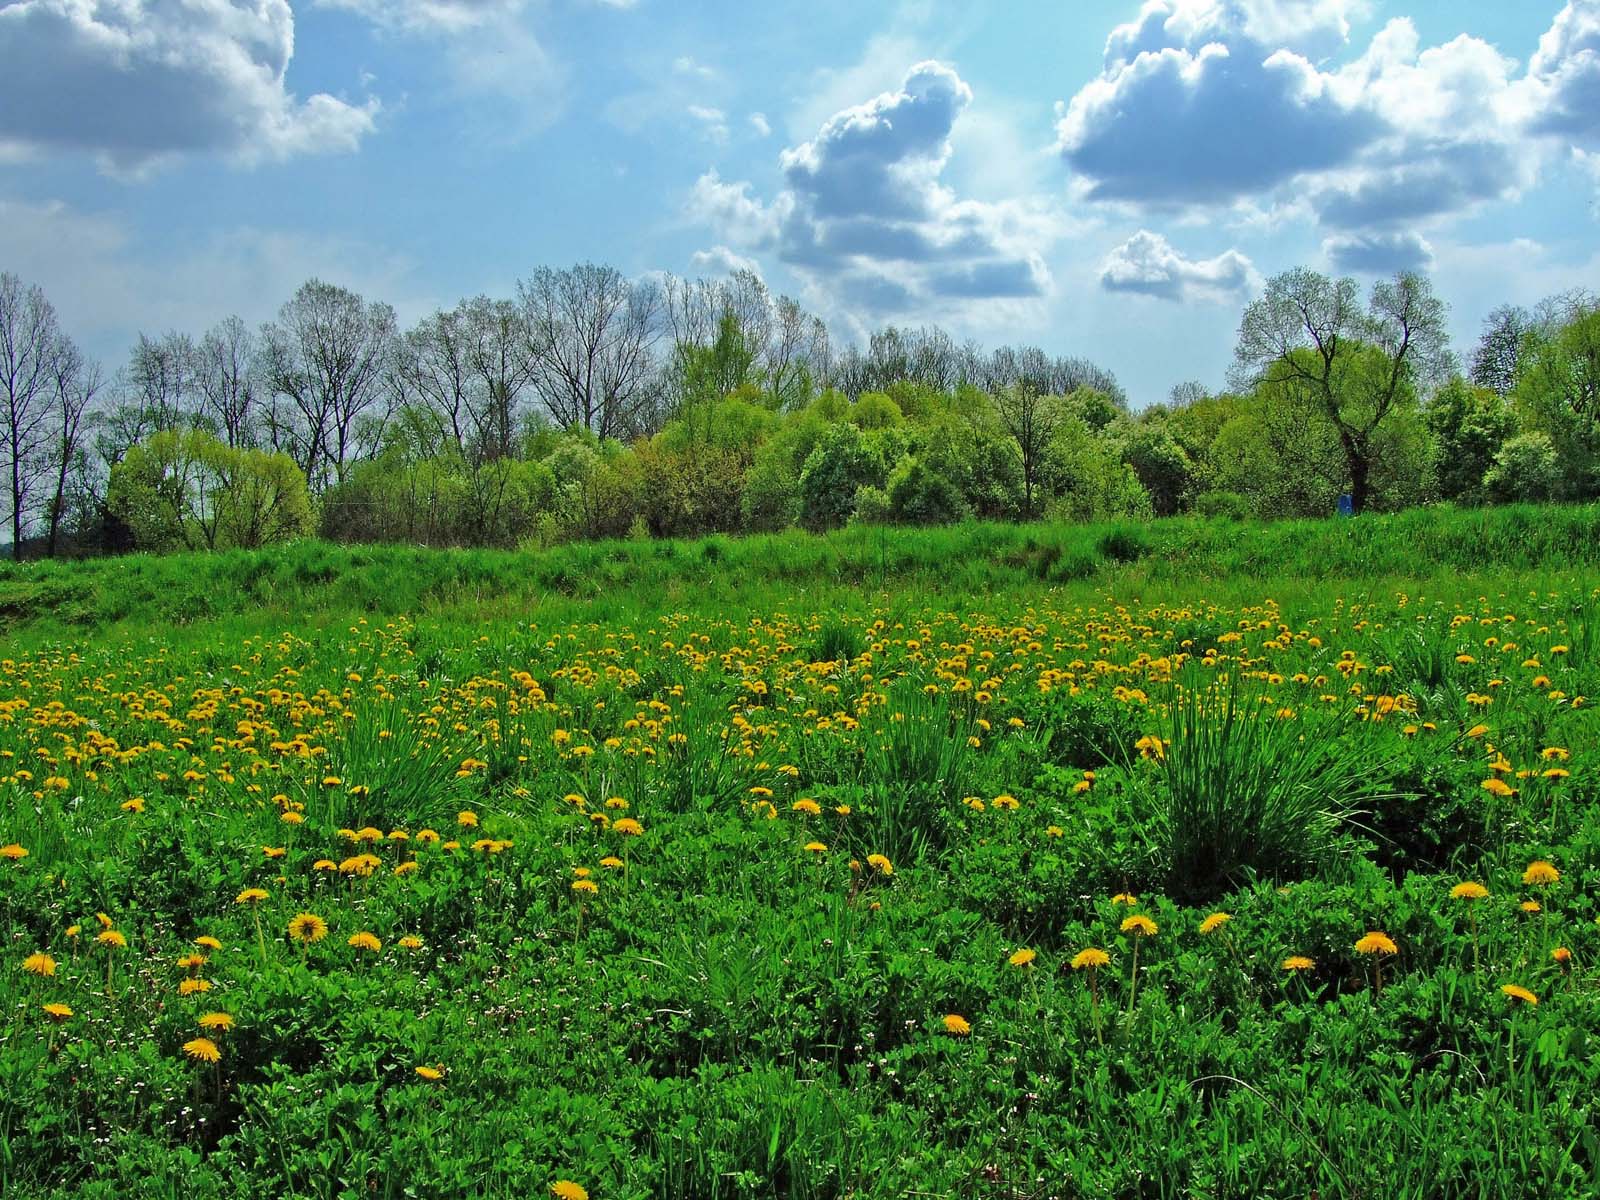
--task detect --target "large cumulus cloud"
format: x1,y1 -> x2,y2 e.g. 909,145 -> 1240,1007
1058,0 -> 1600,272
689,62 -> 1055,317
0,0 -> 377,172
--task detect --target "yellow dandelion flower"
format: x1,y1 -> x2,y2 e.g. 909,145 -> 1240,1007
1500,984 -> 1538,1006
235,888 -> 269,905
1354,932 -> 1397,956
43,1002 -> 73,1021
803,841 -> 828,854
865,853 -> 893,876
182,1037 -> 221,1063
550,1183 -> 588,1200
1198,912 -> 1232,936
1121,914 -> 1158,937
792,798 -> 822,815
1282,955 -> 1315,972
22,952 -> 56,977
399,935 -> 423,950
1451,881 -> 1489,900
1071,947 -> 1109,970
347,932 -> 381,952
599,856 -> 624,869
198,1012 -> 235,1031
1522,860 -> 1560,886
613,817 -> 644,837
195,936 -> 222,951
457,811 -> 478,827
178,978 -> 212,995
96,929 -> 127,949
941,1013 -> 971,1036
416,1065 -> 445,1081
1008,948 -> 1037,968
287,913 -> 328,943
0,844 -> 28,860
571,879 -> 599,894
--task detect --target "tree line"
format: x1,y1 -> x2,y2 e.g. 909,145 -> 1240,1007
1,261 -> 1596,559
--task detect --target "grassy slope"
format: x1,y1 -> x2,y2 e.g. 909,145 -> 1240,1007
2,501 -> 1598,641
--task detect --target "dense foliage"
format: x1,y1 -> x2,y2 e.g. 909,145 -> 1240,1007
4,264 -> 1600,560
1,522 -> 1598,1198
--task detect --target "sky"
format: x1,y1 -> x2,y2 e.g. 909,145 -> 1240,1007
1,0 -> 1598,407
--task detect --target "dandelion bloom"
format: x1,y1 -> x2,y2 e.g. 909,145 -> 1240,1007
599,856 -> 624,869
1121,914 -> 1158,937
1500,984 -> 1538,1006
415,1065 -> 444,1081
280,812 -> 303,825
95,912 -> 113,929
1008,948 -> 1037,968
1520,900 -> 1541,914
942,1013 -> 971,1036
1354,932 -> 1397,956
866,854 -> 893,876
417,829 -> 440,843
457,811 -> 478,827
1450,882 -> 1489,900
1480,779 -> 1515,798
179,978 -> 212,995
1282,956 -> 1315,972
399,935 -> 423,950
235,888 -> 269,905
394,861 -> 419,876
0,844 -> 28,860
1111,893 -> 1137,907
1198,912 -> 1232,936
792,799 -> 822,815
348,932 -> 382,953
1552,946 -> 1572,965
550,1183 -> 588,1200
1522,861 -> 1560,886
121,798 -> 145,813
604,797 -> 628,810
198,1012 -> 234,1032
613,818 -> 644,837
194,936 -> 222,951
23,952 -> 56,977
43,1002 -> 73,1022
183,1037 -> 222,1063
571,879 -> 599,894
96,930 -> 127,949
288,913 -> 329,943
803,842 -> 827,854
1071,948 -> 1110,970
312,859 -> 337,872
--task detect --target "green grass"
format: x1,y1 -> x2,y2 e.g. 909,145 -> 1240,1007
0,506 -> 1598,1198
3,500 -> 1599,641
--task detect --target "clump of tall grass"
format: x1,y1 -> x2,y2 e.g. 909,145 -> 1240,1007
1142,669 -> 1393,901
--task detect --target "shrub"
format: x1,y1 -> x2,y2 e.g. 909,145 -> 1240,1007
1141,672 -> 1393,901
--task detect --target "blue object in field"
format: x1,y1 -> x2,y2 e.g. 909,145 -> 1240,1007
1336,494 -> 1354,517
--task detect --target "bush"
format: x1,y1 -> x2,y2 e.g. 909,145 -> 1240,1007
1141,673 -> 1393,901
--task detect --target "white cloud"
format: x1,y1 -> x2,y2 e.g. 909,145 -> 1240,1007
693,62 -> 1058,319
687,105 -> 730,144
0,0 -> 377,173
1057,0 -> 1595,246
1322,230 -> 1434,274
689,246 -> 764,278
749,112 -> 772,138
1099,230 -> 1257,301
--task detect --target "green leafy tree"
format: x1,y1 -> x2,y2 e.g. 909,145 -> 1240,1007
798,423 -> 881,530
1514,301 -> 1600,498
1425,377 -> 1515,505
1233,268 -> 1451,513
1484,432 -> 1561,503
109,429 -> 313,551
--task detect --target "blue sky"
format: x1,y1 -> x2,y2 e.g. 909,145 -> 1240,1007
1,0 -> 1597,406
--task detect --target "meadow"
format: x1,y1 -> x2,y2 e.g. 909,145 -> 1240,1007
2,505 -> 1599,1198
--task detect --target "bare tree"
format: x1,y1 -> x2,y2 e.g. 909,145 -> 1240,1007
460,296 -> 534,460
768,295 -> 828,410
0,273 -> 62,558
395,306 -> 473,457
127,331 -> 197,431
43,339 -> 104,556
518,263 -> 662,439
195,316 -> 257,448
990,384 -> 1063,517
1233,267 -> 1450,514
260,279 -> 397,490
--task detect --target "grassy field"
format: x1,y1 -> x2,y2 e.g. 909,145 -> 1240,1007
2,505 -> 1599,1198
